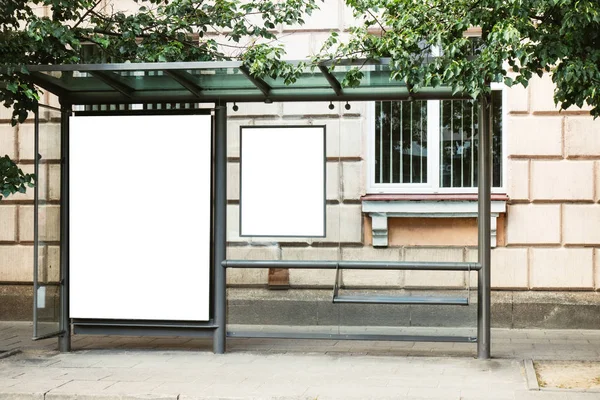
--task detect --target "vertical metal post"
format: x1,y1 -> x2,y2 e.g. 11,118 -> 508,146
59,104 -> 71,352
213,102 -> 227,354
477,94 -> 491,359
32,106 -> 39,338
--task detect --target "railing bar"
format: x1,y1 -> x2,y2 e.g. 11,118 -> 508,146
222,260 -> 481,271
389,102 -> 393,183
332,295 -> 469,306
227,331 -> 477,343
379,102 -> 383,182
440,101 -> 444,187
461,101 -> 464,188
471,102 -> 475,186
420,101 -> 424,183
450,101 -> 454,188
400,102 -> 403,183
410,102 -> 413,183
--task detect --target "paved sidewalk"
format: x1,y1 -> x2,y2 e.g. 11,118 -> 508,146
1,322 -> 600,399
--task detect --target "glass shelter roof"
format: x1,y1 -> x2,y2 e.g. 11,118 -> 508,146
24,60 -> 464,105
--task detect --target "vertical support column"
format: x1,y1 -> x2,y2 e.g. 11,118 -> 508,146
59,104 -> 71,352
477,94 -> 492,359
213,102 -> 227,354
33,106 -> 40,338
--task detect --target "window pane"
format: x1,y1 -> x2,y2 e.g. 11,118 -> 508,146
491,90 -> 502,188
375,101 -> 427,184
439,94 -> 502,188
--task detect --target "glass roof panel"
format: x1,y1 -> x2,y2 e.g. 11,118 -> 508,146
25,60 -> 461,103
38,71 -> 114,91
111,70 -> 183,91
190,68 -> 257,90
263,68 -> 332,90
331,64 -> 407,88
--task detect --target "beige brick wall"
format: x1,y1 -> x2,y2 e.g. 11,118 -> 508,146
565,117 -> 600,157
530,161 -> 594,201
0,206 -> 17,242
0,246 -> 35,282
505,204 -> 561,245
404,248 -> 466,288
0,125 -> 17,159
506,160 -> 529,201
283,247 -> 338,286
530,248 -> 594,289
502,72 -> 600,291
562,205 -> 600,245
1,104 -> 61,284
341,247 -> 403,288
506,116 -> 562,157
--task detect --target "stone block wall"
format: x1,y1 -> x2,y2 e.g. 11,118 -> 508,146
0,93 -> 62,289
503,74 -> 600,291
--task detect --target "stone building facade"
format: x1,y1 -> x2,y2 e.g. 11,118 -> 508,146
1,1 -> 599,327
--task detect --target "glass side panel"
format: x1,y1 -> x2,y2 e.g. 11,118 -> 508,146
33,106 -> 62,339
375,101 -> 428,184
439,91 -> 502,188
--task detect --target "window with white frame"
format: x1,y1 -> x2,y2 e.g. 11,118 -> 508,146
368,86 -> 504,193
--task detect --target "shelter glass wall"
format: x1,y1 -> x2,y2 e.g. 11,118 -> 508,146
33,106 -> 62,338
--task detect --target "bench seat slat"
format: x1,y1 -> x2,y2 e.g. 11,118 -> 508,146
332,295 -> 469,306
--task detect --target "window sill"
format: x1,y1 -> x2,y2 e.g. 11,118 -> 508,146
361,193 -> 508,248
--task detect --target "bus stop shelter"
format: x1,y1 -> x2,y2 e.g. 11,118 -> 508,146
23,60 -> 494,359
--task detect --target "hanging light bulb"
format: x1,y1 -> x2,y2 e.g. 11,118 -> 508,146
344,101 -> 351,110
328,101 -> 335,110
232,102 -> 239,112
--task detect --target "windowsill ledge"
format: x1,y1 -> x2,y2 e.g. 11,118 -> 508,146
361,193 -> 508,248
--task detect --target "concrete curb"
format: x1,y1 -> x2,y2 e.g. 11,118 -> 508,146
523,359 -> 540,391
0,395 -> 318,400
0,349 -> 20,360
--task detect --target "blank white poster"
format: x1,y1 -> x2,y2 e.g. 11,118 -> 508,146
69,114 -> 212,321
240,126 -> 325,237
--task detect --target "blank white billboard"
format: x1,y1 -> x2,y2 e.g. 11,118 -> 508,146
240,126 -> 325,237
69,114 -> 212,321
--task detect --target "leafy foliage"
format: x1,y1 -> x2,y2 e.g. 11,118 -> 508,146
0,0 -> 319,125
316,0 -> 600,117
0,155 -> 35,200
0,0 -> 320,197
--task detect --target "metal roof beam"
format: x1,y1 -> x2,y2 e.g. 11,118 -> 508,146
28,72 -> 69,98
239,66 -> 271,97
164,70 -> 203,98
318,65 -> 343,96
63,87 -> 468,105
89,71 -> 134,98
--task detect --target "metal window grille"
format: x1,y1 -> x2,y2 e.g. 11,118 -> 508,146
375,92 -> 502,188
374,100 -> 428,184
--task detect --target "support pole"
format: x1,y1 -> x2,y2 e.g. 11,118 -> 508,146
213,102 -> 227,354
59,104 -> 71,352
477,94 -> 492,359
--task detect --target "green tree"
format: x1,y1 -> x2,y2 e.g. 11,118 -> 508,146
317,0 -> 600,116
0,0 -> 318,199
3,0 -> 600,199
0,155 -> 35,200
